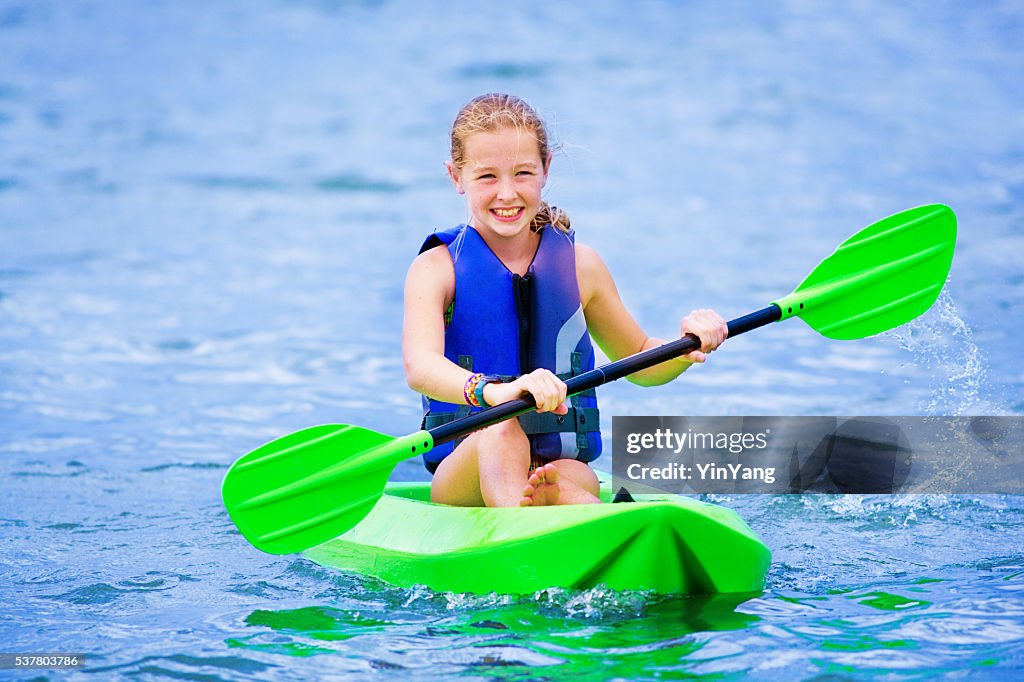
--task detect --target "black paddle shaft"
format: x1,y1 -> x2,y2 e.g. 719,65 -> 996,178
428,304 -> 782,447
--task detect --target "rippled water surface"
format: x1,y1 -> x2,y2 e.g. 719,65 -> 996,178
2,1 -> 1023,679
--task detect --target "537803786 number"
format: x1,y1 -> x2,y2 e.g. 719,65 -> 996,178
0,654 -> 85,669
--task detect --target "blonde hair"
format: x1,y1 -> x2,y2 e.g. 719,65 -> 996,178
450,93 -> 570,233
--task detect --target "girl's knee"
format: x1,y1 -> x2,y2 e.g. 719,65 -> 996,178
475,420 -> 530,473
477,418 -> 528,448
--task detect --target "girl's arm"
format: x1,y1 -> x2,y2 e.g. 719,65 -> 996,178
576,243 -> 727,387
403,247 -> 568,413
402,247 -> 466,404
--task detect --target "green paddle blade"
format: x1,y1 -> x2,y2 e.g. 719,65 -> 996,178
222,424 -> 433,554
772,204 -> 956,339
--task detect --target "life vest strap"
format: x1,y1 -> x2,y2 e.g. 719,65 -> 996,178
423,407 -> 601,436
517,407 -> 601,435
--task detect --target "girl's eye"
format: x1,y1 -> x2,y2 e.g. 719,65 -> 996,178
517,170 -> 533,176
478,174 -> 495,180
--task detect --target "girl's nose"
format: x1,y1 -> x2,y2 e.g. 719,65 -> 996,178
496,177 -> 516,201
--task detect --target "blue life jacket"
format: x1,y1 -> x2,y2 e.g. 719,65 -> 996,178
418,224 -> 602,469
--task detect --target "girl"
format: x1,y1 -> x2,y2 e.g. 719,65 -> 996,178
403,93 -> 727,508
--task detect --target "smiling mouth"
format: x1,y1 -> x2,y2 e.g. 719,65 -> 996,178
491,207 -> 524,220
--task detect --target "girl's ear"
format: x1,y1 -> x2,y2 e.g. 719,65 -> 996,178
445,161 -> 465,195
542,151 -> 553,183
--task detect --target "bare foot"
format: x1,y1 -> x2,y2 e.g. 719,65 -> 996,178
519,463 -> 561,507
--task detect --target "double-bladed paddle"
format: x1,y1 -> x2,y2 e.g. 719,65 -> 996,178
222,204 -> 957,554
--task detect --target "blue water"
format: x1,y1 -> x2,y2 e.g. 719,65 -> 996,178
2,1 -> 1023,679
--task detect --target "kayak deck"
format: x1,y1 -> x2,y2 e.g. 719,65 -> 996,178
304,478 -> 771,595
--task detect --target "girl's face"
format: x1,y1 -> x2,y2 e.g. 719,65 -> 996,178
447,126 -> 551,240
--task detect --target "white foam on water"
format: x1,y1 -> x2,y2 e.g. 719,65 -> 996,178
395,582 -> 651,620
882,289 -> 991,416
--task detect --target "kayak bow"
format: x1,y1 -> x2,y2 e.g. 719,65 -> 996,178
304,474 -> 771,595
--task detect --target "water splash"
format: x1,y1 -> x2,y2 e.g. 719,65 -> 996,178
883,290 -> 988,415
397,582 -> 651,620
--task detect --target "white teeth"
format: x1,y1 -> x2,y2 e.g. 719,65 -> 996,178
493,208 -> 521,217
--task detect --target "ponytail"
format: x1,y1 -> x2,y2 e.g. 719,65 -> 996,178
532,201 -> 571,233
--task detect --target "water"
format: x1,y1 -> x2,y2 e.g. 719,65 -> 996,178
2,1 -> 1023,679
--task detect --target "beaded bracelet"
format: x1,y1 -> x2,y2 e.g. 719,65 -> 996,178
463,373 -> 485,407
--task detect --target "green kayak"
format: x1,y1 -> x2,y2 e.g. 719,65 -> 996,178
303,475 -> 771,595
